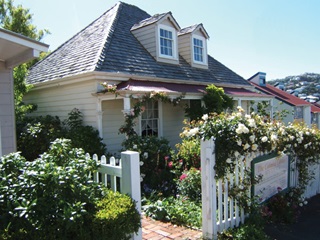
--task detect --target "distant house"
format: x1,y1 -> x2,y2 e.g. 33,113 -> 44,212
248,72 -> 320,128
0,28 -> 48,156
25,2 -> 269,154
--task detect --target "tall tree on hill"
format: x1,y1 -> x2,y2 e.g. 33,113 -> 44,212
0,0 -> 49,121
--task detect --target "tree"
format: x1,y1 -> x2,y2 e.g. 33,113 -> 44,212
0,0 -> 49,121
185,84 -> 234,120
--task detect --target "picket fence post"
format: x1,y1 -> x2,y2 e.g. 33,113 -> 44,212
0,121 -> 2,157
201,137 -> 217,240
121,150 -> 142,240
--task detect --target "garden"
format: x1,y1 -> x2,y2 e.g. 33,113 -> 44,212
2,84 -> 320,239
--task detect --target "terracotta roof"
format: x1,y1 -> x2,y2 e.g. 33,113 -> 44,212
251,82 -> 311,107
311,103 -> 320,113
27,2 -> 251,88
116,79 -> 267,97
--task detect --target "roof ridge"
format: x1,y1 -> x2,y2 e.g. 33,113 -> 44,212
94,2 -> 122,70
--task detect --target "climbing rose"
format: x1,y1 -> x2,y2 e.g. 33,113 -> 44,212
180,173 -> 188,181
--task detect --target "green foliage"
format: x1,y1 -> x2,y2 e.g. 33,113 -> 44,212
262,188 -> 305,224
64,108 -> 107,156
122,135 -> 174,195
0,0 -> 50,121
16,115 -> 64,161
218,223 -> 270,240
0,139 -> 140,239
219,205 -> 270,239
175,137 -> 201,170
143,196 -> 202,228
16,109 -> 107,161
0,139 -> 103,239
92,190 -> 141,240
185,84 -> 233,120
176,168 -> 201,204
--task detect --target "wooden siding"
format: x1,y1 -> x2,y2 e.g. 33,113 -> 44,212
24,81 -> 98,128
0,69 -> 15,155
162,101 -> 187,148
131,24 -> 157,58
178,34 -> 192,63
273,99 -> 294,124
102,99 -> 126,155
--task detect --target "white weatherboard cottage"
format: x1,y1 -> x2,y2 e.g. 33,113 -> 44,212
0,28 -> 49,156
25,2 -> 271,154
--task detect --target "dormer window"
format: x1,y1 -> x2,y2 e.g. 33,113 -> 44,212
193,37 -> 204,63
160,28 -> 173,57
158,25 -> 177,60
178,24 -> 209,69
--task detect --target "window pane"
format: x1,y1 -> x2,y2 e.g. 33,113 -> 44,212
141,100 -> 159,137
160,28 -> 173,57
193,38 -> 204,62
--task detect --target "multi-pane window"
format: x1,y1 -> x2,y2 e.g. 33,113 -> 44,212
160,28 -> 173,57
141,100 -> 158,137
193,38 -> 204,62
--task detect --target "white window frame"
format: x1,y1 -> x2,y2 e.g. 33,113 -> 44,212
158,25 -> 178,60
192,35 -> 207,65
139,100 -> 163,137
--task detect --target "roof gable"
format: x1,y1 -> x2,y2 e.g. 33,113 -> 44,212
178,24 -> 209,39
131,12 -> 180,31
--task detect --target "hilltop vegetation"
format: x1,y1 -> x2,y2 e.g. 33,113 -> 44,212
268,73 -> 320,98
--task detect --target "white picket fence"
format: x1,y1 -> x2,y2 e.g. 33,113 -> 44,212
86,151 -> 142,240
201,138 -> 320,240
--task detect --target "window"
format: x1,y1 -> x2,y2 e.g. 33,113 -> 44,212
160,28 -> 173,56
193,38 -> 203,62
294,106 -> 303,119
259,76 -> 266,86
141,100 -> 158,137
158,25 -> 177,59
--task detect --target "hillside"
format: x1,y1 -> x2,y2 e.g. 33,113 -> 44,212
267,73 -> 320,102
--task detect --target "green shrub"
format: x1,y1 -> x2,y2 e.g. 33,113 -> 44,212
176,168 -> 202,204
218,205 -> 269,239
122,135 -> 174,195
143,196 -> 201,228
16,109 -> 107,161
16,115 -> 65,161
92,190 -> 141,240
174,138 -> 200,170
0,139 -> 140,239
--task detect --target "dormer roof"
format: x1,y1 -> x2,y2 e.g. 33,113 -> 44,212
178,23 -> 209,39
131,12 -> 180,31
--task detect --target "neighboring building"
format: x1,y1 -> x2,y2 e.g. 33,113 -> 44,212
248,72 -> 320,128
0,28 -> 49,156
25,2 -> 270,154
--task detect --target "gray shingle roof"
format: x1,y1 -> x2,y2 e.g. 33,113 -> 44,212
178,23 -> 210,39
27,1 -> 250,87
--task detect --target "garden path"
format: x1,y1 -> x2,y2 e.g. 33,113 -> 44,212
142,215 -> 202,240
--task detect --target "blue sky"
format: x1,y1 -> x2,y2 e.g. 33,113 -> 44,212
15,0 -> 320,80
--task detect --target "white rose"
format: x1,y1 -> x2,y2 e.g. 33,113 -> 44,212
251,144 -> 258,151
202,114 -> 208,121
261,136 -> 268,142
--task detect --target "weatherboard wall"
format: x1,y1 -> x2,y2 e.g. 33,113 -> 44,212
24,81 -> 98,128
0,69 -> 16,155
